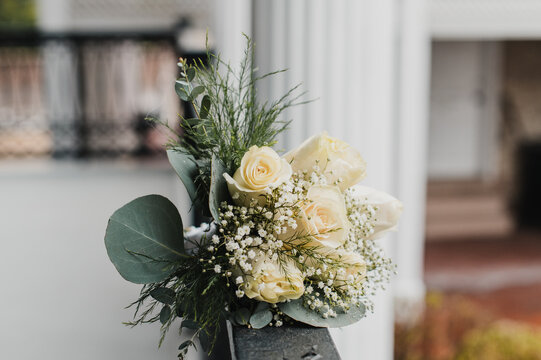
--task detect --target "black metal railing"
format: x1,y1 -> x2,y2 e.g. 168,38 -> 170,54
0,30 -> 204,159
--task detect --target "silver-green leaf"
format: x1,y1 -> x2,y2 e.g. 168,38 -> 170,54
249,304 -> 273,329
167,150 -> 198,204
234,308 -> 251,326
160,305 -> 172,325
150,287 -> 176,305
105,195 -> 185,284
175,81 -> 190,101
279,299 -> 366,328
199,95 -> 211,119
209,156 -> 229,221
190,85 -> 205,99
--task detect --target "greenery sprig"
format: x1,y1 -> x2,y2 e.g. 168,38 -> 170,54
155,35 -> 305,216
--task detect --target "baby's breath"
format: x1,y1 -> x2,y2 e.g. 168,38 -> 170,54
215,168 -> 394,319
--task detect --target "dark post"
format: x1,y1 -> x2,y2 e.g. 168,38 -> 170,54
226,321 -> 341,360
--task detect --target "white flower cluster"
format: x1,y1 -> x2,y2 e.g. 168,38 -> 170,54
216,170 -> 374,319
212,132 -> 402,321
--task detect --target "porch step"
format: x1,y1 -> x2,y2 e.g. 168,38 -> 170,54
425,180 -> 514,240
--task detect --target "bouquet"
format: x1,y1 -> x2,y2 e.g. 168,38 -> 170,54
105,37 -> 402,359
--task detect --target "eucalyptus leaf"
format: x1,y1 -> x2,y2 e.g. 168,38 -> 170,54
199,95 -> 211,119
175,81 -> 190,101
181,319 -> 198,330
190,85 -> 205,99
254,301 -> 269,313
150,287 -> 176,305
209,156 -> 230,221
176,302 -> 186,317
160,305 -> 172,325
279,299 -> 366,328
234,308 -> 251,325
186,68 -> 195,82
167,150 -> 198,204
104,195 -> 185,284
178,340 -> 193,351
249,308 -> 272,329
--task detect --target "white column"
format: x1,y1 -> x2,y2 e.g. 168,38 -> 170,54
213,0 -> 430,357
251,1 -> 399,359
394,0 -> 430,323
330,2 -> 398,360
211,0 -> 252,68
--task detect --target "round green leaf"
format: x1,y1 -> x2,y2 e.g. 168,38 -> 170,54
190,85 -> 205,99
249,309 -> 273,329
181,319 -> 198,330
279,299 -> 366,328
234,308 -> 251,326
199,95 -> 211,119
178,340 -> 193,351
167,150 -> 198,203
175,81 -> 190,101
160,305 -> 172,325
105,195 -> 185,284
186,67 -> 196,82
150,287 -> 176,305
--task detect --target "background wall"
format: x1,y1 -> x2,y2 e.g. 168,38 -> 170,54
428,41 -> 501,180
0,0 -> 432,359
0,162 -> 191,360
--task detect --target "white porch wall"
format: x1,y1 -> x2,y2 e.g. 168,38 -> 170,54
211,1 -> 430,359
0,161 -> 192,360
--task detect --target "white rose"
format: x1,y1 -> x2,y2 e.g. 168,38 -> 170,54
290,185 -> 351,250
351,185 -> 403,239
242,255 -> 304,303
284,132 -> 366,190
224,145 -> 292,206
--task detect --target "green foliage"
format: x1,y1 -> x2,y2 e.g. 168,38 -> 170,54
166,150 -> 199,204
209,155 -> 229,221
160,306 -> 172,325
456,321 -> 541,360
150,287 -> 176,305
166,35 -> 305,215
234,308 -> 251,326
123,247 -> 234,359
0,0 -> 35,29
104,195 -> 185,284
249,303 -> 273,329
279,298 -> 366,328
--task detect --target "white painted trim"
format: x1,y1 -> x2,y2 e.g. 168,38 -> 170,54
430,0 -> 541,39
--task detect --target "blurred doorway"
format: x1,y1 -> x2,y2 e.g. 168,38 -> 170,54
427,40 -> 541,241
426,40 -> 512,241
